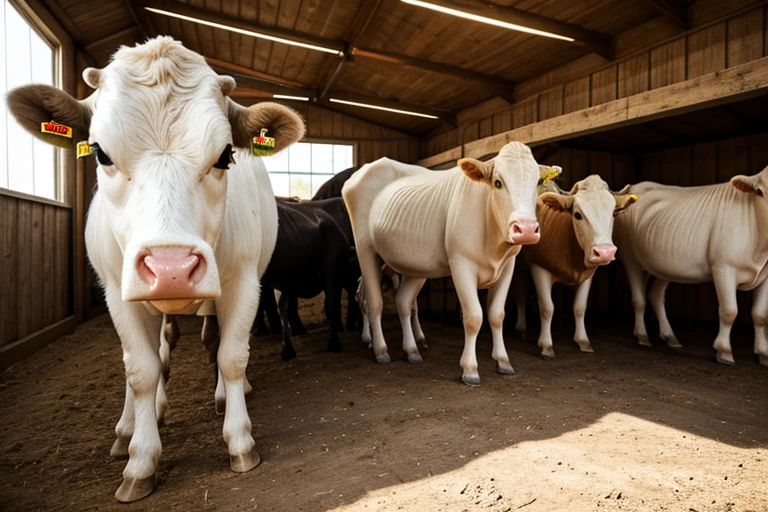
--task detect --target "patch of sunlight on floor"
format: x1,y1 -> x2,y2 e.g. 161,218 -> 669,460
331,412 -> 768,512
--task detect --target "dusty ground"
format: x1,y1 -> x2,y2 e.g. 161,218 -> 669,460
1,294 -> 767,512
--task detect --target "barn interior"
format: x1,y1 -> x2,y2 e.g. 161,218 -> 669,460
2,0 -> 768,510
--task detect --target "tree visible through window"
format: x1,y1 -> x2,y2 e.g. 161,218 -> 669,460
1,0 -> 58,200
263,142 -> 354,199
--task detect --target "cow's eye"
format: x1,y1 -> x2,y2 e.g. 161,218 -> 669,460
95,146 -> 113,166
214,144 -> 234,170
494,179 -> 502,189
574,211 -> 583,220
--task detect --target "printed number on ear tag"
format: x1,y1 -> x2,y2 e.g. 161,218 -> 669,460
40,121 -> 73,138
76,141 -> 95,159
252,128 -> 276,156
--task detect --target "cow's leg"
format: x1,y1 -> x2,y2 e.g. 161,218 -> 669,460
278,293 -> 297,361
487,260 -> 515,375
712,268 -> 738,365
202,315 -> 227,416
396,275 -> 427,364
752,278 -> 768,366
511,270 -> 528,335
649,278 -> 681,348
251,303 -> 269,337
530,265 -> 556,359
323,266 -> 345,353
215,273 -> 262,474
625,262 -> 651,346
412,299 -> 426,348
358,246 -> 388,363
573,277 -> 594,353
287,296 -> 306,336
451,262 -> 484,386
111,379 -> 134,458
104,289 -> 163,502
163,314 -> 180,352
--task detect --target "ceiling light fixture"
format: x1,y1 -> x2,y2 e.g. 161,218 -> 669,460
273,95 -> 310,101
329,98 -> 439,119
401,0 -> 574,42
145,7 -> 344,55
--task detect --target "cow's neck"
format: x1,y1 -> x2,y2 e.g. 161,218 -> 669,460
484,195 -> 517,264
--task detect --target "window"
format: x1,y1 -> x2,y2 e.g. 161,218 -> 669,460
263,141 -> 355,199
1,0 -> 59,200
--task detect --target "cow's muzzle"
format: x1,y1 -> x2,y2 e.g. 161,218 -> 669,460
508,218 -> 540,245
589,244 -> 617,265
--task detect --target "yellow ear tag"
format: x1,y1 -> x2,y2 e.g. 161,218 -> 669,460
539,165 -> 562,185
40,121 -> 73,138
252,128 -> 275,156
76,141 -> 95,159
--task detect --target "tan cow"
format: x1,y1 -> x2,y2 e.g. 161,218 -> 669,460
343,141 -> 542,386
513,175 -> 637,357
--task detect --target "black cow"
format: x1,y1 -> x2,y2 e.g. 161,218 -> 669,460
252,167 -> 362,339
256,197 -> 358,360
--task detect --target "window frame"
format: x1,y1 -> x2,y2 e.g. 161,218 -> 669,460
264,137 -> 358,199
0,0 -> 66,205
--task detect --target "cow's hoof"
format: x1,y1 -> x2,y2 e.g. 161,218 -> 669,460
496,362 -> 515,375
662,335 -> 682,348
759,354 -> 768,367
244,380 -> 253,395
540,347 -> 555,359
637,335 -> 652,347
576,341 -> 594,353
461,374 -> 482,387
110,436 -> 130,458
281,348 -> 297,361
420,342 -> 428,350
115,474 -> 156,503
230,449 -> 261,473
156,403 -> 167,425
376,353 -> 391,364
366,342 -> 373,350
407,353 -> 424,364
362,335 -> 372,345
215,397 -> 226,416
716,352 -> 735,365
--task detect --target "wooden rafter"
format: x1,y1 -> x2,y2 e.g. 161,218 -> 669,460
408,0 -> 613,60
84,26 -> 142,53
124,0 -> 158,39
205,57 -> 312,89
641,0 -> 690,29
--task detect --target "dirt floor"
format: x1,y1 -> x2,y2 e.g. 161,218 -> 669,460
1,293 -> 767,512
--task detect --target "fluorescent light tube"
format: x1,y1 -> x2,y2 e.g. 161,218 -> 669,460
329,98 -> 438,119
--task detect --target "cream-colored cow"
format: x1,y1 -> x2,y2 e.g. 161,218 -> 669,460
342,141 -> 541,386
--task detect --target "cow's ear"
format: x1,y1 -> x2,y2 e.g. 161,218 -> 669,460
614,184 -> 632,195
538,164 -> 561,185
458,158 -> 491,182
539,192 -> 573,212
227,99 -> 305,153
218,75 -> 236,96
6,84 -> 92,148
731,175 -> 764,196
614,194 -> 638,215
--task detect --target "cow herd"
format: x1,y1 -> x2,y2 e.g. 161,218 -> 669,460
6,37 -> 768,502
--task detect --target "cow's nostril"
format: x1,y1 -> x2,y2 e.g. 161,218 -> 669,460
513,224 -> 523,234
535,226 -> 540,234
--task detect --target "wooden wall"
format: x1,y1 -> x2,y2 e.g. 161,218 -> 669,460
0,195 -> 72,349
420,1 -> 768,161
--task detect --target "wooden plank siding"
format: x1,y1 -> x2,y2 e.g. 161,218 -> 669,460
0,195 -> 72,349
419,4 -> 768,163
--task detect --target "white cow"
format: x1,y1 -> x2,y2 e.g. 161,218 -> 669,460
7,37 -> 305,502
613,168 -> 768,366
342,142 -> 541,386
512,175 -> 637,357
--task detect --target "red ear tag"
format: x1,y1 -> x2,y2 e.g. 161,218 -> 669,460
41,121 -> 73,138
252,128 -> 276,156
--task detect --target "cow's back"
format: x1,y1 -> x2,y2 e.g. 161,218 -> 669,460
523,204 -> 594,286
615,181 -> 767,288
312,167 -> 357,200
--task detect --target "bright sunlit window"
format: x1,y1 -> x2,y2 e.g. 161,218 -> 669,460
0,0 -> 59,200
263,141 -> 355,199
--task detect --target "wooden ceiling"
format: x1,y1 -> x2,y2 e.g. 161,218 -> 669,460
42,0 -> 688,135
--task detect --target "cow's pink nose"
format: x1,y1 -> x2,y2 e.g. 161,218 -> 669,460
590,244 -> 617,265
508,218 -> 540,245
137,248 -> 206,298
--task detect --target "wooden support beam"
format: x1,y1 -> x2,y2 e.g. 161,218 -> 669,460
124,0 -> 158,39
462,56 -> 768,159
351,47 -> 514,91
144,0 -> 345,54
215,72 -> 317,98
205,57 -> 312,89
85,26 -> 142,52
417,146 -> 462,168
406,0 -> 613,59
642,0 -> 689,29
325,91 -> 456,125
